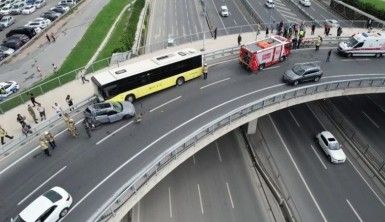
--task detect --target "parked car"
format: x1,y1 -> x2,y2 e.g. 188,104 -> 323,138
34,0 -> 45,8
25,22 -> 45,32
50,5 -> 68,14
283,63 -> 323,85
26,0 -> 35,5
0,4 -> 12,15
6,26 -> 36,38
84,101 -> 135,125
219,5 -> 229,17
31,17 -> 50,27
0,15 -> 14,28
11,186 -> 73,222
300,0 -> 311,6
316,131 -> 346,163
5,33 -> 30,44
0,44 -> 14,55
0,80 -> 19,100
10,2 -> 26,14
41,11 -> 60,21
64,0 -> 76,6
21,4 -> 35,14
3,37 -> 24,49
0,52 -> 7,61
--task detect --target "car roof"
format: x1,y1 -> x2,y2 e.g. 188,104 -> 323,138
19,196 -> 53,221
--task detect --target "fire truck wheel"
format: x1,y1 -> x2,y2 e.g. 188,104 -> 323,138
375,53 -> 381,58
279,56 -> 286,62
258,64 -> 265,70
314,76 -> 320,82
176,77 -> 185,86
293,80 -> 299,86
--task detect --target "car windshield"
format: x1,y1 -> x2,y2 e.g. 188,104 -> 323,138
43,190 -> 62,202
112,102 -> 123,112
12,216 -> 26,222
292,65 -> 305,75
328,142 -> 340,150
346,37 -> 359,47
4,82 -> 12,89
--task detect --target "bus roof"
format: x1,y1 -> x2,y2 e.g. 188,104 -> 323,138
93,48 -> 201,86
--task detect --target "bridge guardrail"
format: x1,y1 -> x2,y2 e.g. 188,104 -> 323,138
92,76 -> 385,222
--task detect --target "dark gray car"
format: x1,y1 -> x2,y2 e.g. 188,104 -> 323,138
283,63 -> 323,85
84,101 -> 135,125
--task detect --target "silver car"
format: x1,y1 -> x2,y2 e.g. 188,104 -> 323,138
283,63 -> 323,85
84,101 -> 135,125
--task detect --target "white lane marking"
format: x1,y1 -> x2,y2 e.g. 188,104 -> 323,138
0,118 -> 83,176
288,110 -> 300,127
295,61 -> 321,65
362,111 -> 380,128
310,145 -> 327,170
192,155 -> 196,165
96,121 -> 133,145
197,183 -> 204,214
200,78 -> 231,89
150,96 -> 182,112
269,115 -> 328,222
168,187 -> 173,218
264,65 -> 280,70
366,95 -> 385,113
346,199 -> 363,222
341,59 -> 370,62
215,141 -> 222,162
226,182 -> 235,209
347,158 -> 385,207
17,166 -> 67,205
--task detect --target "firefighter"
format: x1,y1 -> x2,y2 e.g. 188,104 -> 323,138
44,131 -> 56,149
63,113 -> 71,127
203,63 -> 208,80
68,118 -> 78,137
40,136 -> 51,157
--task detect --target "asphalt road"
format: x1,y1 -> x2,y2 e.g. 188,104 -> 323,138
1,49 -> 385,221
263,103 -> 385,221
135,132 -> 270,222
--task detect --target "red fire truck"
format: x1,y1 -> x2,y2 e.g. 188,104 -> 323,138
239,35 -> 291,72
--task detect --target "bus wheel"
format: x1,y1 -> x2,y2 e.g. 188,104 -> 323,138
258,64 -> 265,70
279,56 -> 286,62
125,94 -> 135,102
176,77 -> 185,86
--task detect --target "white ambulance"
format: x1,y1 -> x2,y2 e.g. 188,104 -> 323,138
338,32 -> 385,57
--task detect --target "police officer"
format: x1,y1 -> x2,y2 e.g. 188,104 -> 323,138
44,131 -> 56,149
40,137 -> 51,157
83,118 -> 92,138
203,64 -> 208,80
68,118 -> 78,137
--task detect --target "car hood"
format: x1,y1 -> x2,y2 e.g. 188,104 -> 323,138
284,69 -> 300,79
330,149 -> 346,161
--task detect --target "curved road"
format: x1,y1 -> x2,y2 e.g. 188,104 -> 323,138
1,49 -> 385,221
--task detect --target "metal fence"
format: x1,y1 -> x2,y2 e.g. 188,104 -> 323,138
92,77 -> 385,222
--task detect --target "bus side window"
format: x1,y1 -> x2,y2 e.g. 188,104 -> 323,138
354,42 -> 364,48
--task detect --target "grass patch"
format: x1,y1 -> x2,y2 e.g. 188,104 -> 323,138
342,0 -> 385,20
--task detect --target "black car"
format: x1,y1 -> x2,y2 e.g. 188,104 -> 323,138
2,38 -> 24,50
283,63 -> 323,85
6,27 -> 36,39
0,52 -> 7,61
51,7 -> 65,14
5,34 -> 30,44
42,12 -> 60,21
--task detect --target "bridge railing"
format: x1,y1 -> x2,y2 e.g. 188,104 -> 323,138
92,76 -> 385,222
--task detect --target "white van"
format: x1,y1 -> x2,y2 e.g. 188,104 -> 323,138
338,32 -> 385,57
220,5 -> 229,17
265,0 -> 274,8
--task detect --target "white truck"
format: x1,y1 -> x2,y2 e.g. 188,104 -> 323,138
338,32 -> 385,57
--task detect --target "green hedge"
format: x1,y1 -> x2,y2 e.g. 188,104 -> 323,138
342,0 -> 385,20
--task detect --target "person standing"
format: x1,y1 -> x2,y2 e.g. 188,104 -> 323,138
27,104 -> 38,124
311,23 -> 316,35
36,65 -> 42,78
237,34 -> 242,46
50,32 -> 56,42
337,26 -> 342,37
37,104 -> 46,121
30,93 -> 41,107
203,64 -> 208,80
21,122 -> 33,137
214,27 -> 217,40
44,131 -> 56,149
45,33 -> 51,43
292,37 -> 298,50
265,27 -> 269,38
326,49 -> 332,62
367,19 -> 372,29
65,95 -> 74,111
83,118 -> 92,138
52,63 -> 58,74
68,119 -> 78,137
297,37 -> 302,49
52,102 -> 63,117
80,73 -> 89,84
0,126 -> 13,145
40,137 -> 51,157
17,114 -> 26,126
315,36 -> 321,51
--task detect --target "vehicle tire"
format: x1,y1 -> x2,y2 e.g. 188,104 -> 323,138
59,208 -> 69,218
328,155 -> 332,163
123,114 -> 130,119
176,77 -> 185,86
279,56 -> 286,62
258,64 -> 265,70
314,76 -> 320,82
347,53 -> 353,57
125,94 -> 135,102
375,53 -> 381,58
293,80 -> 299,86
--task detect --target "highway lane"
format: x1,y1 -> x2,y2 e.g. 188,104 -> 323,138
298,0 -> 345,24
136,132 -> 270,222
329,95 -> 385,160
1,49 -> 385,221
269,104 -> 385,221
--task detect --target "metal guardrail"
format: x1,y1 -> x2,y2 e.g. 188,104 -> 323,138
92,77 -> 385,222
0,95 -> 96,156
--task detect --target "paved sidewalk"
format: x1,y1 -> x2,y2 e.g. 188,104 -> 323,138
0,26 -> 376,148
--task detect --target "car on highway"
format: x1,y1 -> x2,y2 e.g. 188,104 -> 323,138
21,4 -> 35,14
0,15 -> 14,28
84,101 -> 135,125
300,0 -> 311,6
283,63 -> 323,85
316,131 -> 346,163
0,80 -> 19,100
0,44 -> 14,55
10,2 -> 26,15
34,0 -> 46,8
6,26 -> 36,38
11,186 -> 73,222
265,0 -> 275,8
219,5 -> 229,17
0,4 -> 12,15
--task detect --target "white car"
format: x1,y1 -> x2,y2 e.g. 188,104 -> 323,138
0,4 -> 12,15
220,5 -> 229,17
325,19 -> 339,28
34,0 -> 45,8
265,0 -> 275,8
12,187 -> 73,222
21,4 -> 35,14
10,2 -> 25,14
25,21 -> 45,30
0,15 -> 14,28
0,80 -> 19,100
316,131 -> 346,163
32,17 -> 51,26
300,0 -> 311,6
0,45 -> 15,55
